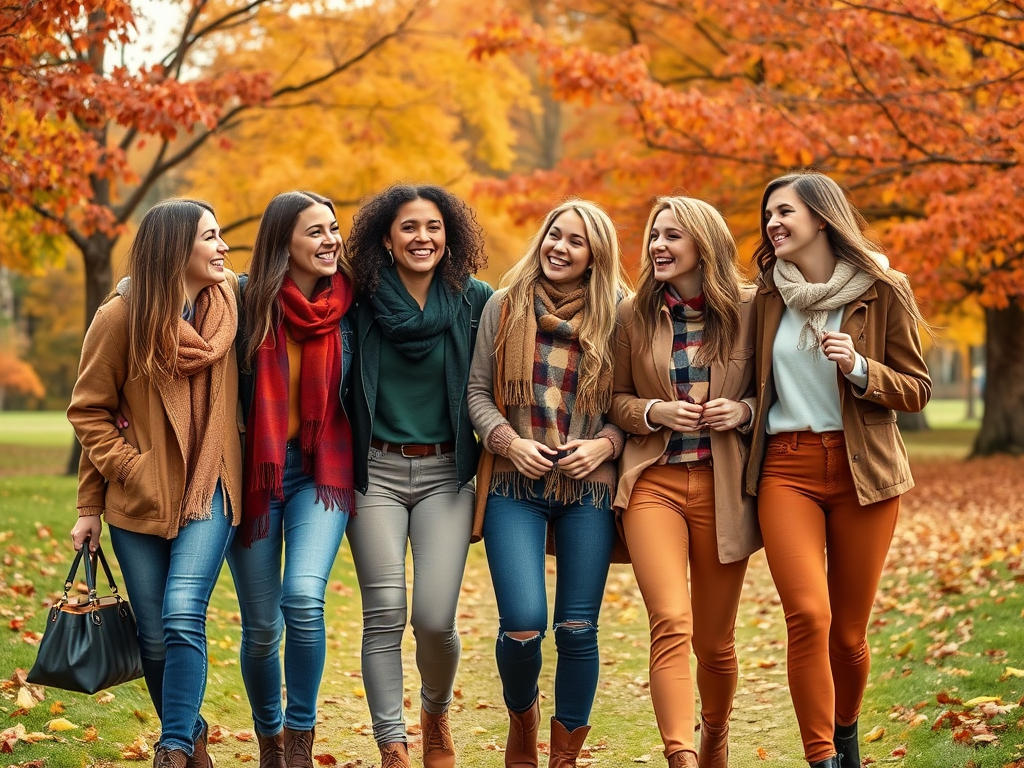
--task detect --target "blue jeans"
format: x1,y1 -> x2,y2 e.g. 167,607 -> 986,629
226,443 -> 350,735
109,485 -> 234,755
482,481 -> 616,730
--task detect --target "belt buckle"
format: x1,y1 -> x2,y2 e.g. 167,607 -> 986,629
400,444 -> 419,458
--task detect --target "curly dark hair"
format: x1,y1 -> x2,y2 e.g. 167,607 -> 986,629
347,184 -> 487,295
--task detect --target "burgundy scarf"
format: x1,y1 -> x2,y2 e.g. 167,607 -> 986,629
241,273 -> 354,546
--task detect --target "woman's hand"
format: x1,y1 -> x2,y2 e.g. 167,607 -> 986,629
648,400 -> 704,431
556,438 -> 613,479
701,398 -> 752,431
822,331 -> 857,375
71,516 -> 102,553
507,438 -> 556,480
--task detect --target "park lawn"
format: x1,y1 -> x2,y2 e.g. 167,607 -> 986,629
2,408 -> 1022,767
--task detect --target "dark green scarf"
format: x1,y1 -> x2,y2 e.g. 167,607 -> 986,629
370,268 -> 461,360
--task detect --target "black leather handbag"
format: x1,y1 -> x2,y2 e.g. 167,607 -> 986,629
27,542 -> 145,694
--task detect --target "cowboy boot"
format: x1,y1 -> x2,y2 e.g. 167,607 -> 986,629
505,698 -> 541,767
185,724 -> 214,768
834,721 -> 860,768
379,741 -> 411,768
808,757 -> 842,768
256,731 -> 286,768
282,727 -> 314,768
547,718 -> 590,768
697,716 -> 729,768
421,707 -> 456,768
667,751 -> 699,768
153,747 -> 189,768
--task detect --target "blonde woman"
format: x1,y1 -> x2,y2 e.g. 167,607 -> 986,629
609,197 -> 760,768
468,199 -> 628,768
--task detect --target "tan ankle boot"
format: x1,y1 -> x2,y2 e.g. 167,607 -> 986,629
421,708 -> 456,768
256,731 -> 286,768
505,698 -> 541,767
185,724 -> 214,768
282,727 -> 314,768
698,716 -> 729,768
667,751 -> 699,768
379,742 -> 411,768
153,747 -> 189,768
547,718 -> 590,768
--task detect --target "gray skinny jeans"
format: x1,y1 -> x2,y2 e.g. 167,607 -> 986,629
346,446 -> 474,745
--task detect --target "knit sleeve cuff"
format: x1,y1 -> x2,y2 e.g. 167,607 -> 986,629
595,423 -> 625,460
116,453 -> 137,486
487,423 -> 519,458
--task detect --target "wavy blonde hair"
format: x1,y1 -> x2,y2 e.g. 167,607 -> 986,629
496,199 -> 630,400
633,196 -> 749,368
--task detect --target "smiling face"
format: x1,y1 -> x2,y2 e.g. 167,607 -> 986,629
286,202 -> 340,296
183,209 -> 228,301
764,185 -> 825,265
539,209 -> 592,290
649,207 -> 702,298
384,198 -> 446,284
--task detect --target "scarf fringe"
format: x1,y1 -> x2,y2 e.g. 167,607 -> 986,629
241,512 -> 271,549
301,419 -> 324,453
488,469 -> 612,511
574,387 -> 610,418
316,486 -> 356,515
250,462 -> 285,499
501,380 -> 534,408
180,488 -> 215,524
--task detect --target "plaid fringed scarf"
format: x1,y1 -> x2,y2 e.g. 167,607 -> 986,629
241,273 -> 355,546
662,287 -> 712,464
492,278 -> 615,507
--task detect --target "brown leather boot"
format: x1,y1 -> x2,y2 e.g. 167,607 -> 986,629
282,727 -> 314,768
667,751 -> 699,768
256,731 -> 286,768
153,747 -> 189,768
697,716 -> 729,768
421,708 -> 456,768
379,742 -> 411,768
185,724 -> 214,768
547,718 -> 590,768
505,698 -> 541,767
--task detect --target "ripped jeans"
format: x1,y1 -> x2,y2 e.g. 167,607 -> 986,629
482,481 -> 616,730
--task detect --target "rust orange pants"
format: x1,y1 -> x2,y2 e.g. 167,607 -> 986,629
757,431 -> 900,763
622,462 -> 748,759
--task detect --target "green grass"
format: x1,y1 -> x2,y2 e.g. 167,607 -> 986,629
0,412 -> 75,447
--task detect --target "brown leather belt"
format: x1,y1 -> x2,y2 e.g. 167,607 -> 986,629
370,438 -> 455,458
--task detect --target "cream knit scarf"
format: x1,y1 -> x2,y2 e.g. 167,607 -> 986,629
773,253 -> 887,350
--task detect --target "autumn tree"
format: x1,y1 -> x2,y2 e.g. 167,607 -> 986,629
472,0 -> 1024,454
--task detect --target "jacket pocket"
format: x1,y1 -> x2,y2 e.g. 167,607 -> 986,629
861,409 -> 897,425
122,451 -> 163,519
729,347 -> 754,360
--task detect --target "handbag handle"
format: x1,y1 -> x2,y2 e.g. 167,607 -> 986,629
57,539 -> 124,625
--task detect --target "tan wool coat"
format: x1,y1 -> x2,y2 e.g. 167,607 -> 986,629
744,270 -> 932,505
68,293 -> 243,539
609,286 -> 762,564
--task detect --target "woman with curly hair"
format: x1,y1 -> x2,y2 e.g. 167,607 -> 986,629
467,199 -> 628,768
345,184 -> 492,768
609,196 -> 760,768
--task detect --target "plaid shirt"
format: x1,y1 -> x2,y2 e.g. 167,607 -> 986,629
662,290 -> 712,464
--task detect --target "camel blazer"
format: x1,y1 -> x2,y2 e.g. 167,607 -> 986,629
744,271 -> 931,505
609,286 -> 762,564
69,289 -> 244,539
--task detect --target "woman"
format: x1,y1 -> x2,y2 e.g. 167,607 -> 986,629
68,199 -> 241,768
608,196 -> 760,768
745,172 -> 931,768
226,191 -> 355,768
345,184 -> 492,768
467,199 -> 628,768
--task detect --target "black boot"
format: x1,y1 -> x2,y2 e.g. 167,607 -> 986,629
808,757 -> 841,768
834,721 -> 860,768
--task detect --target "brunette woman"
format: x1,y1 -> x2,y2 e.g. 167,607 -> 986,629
69,199 -> 241,768
746,172 -> 931,768
467,199 -> 628,768
608,197 -> 760,768
345,184 -> 491,768
226,191 -> 355,768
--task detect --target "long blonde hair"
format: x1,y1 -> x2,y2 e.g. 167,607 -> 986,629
496,199 -> 629,398
122,198 -> 214,380
634,196 -> 749,368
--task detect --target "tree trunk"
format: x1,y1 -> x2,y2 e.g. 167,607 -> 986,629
972,303 -> 1024,456
65,232 -> 115,475
898,411 -> 929,431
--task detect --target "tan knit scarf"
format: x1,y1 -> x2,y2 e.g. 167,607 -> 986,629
157,281 -> 237,524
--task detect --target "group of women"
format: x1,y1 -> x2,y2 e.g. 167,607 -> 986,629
66,170 -> 931,768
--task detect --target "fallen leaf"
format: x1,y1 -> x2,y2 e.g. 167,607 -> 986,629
121,735 -> 152,760
95,691 -> 115,704
864,725 -> 885,742
46,717 -> 80,731
313,755 -> 337,766
632,755 -> 651,763
15,688 -> 37,710
49,702 -> 64,716
964,696 -> 1001,707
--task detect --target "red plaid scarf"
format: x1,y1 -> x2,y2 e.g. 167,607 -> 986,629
241,273 -> 354,546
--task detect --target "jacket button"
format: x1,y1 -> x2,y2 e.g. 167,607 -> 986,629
872,391 -> 882,398
853,453 -> 860,461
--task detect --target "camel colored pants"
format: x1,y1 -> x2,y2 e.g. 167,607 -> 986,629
757,431 -> 900,763
622,462 -> 748,759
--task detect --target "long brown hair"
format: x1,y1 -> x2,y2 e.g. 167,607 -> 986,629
241,191 -> 352,371
496,199 -> 630,399
753,171 -> 929,328
634,196 -> 748,368
123,198 -> 214,380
